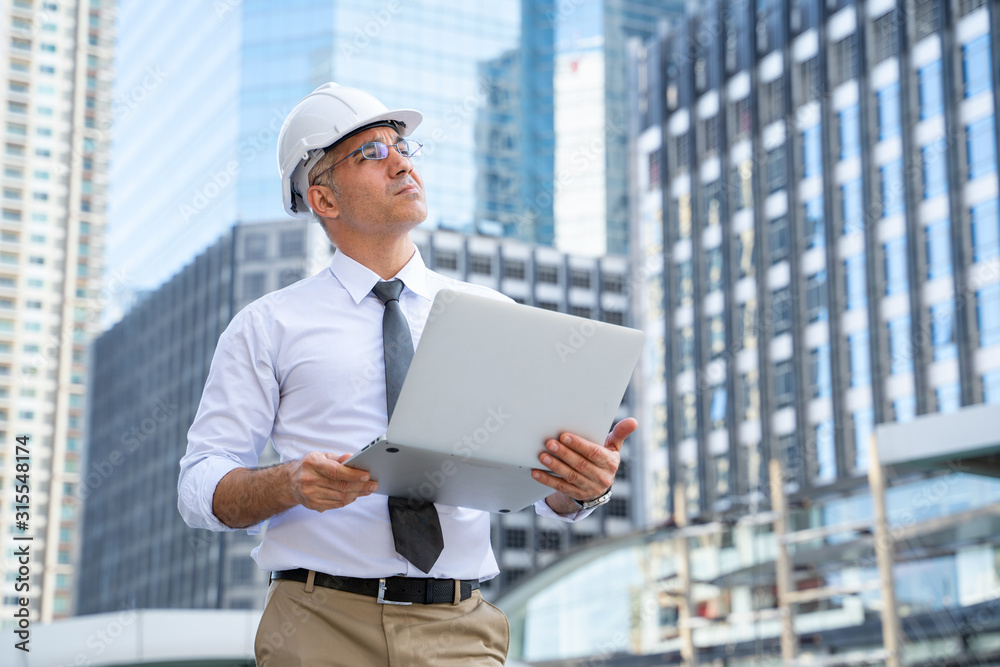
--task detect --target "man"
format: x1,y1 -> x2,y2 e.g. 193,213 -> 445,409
178,83 -> 636,666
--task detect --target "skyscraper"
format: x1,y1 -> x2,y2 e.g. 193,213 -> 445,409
0,0 -> 115,622
106,0 -> 521,301
475,0 -> 682,256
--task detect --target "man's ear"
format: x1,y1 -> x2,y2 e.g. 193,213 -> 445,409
307,184 -> 340,220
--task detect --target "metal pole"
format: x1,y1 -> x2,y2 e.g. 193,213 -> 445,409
868,434 -> 902,667
769,458 -> 798,665
674,482 -> 696,667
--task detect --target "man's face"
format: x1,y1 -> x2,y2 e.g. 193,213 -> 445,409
317,126 -> 427,240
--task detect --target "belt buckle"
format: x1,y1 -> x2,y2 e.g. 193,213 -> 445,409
376,578 -> 412,606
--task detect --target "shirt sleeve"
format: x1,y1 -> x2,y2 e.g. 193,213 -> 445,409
178,306 -> 280,532
532,497 -> 596,523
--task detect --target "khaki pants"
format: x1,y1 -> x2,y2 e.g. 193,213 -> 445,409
254,577 -> 509,666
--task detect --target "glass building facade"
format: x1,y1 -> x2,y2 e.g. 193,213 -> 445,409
108,1 -> 521,296
497,0 -> 1000,663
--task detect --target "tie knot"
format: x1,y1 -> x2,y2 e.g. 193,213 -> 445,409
372,279 -> 404,304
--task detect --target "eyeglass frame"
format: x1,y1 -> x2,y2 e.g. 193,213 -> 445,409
311,139 -> 423,185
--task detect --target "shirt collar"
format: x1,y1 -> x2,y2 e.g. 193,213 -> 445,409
329,244 -> 431,305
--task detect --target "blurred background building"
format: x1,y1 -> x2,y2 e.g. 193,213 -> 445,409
493,0 -> 1000,663
0,0 -> 114,624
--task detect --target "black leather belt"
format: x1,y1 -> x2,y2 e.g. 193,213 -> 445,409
271,568 -> 480,605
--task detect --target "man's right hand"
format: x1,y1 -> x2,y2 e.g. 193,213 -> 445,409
212,452 -> 379,529
287,452 -> 379,511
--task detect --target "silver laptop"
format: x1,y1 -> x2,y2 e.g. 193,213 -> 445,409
345,289 -> 644,513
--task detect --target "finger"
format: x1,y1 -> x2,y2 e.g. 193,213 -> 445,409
549,434 -> 616,470
537,445 -> 613,496
604,417 -> 637,452
308,453 -> 371,482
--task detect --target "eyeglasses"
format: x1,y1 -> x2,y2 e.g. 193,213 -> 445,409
314,140 -> 423,183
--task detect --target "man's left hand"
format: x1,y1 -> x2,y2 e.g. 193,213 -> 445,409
533,418 -> 637,515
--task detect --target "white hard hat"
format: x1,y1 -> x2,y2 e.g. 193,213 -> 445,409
277,82 -> 422,217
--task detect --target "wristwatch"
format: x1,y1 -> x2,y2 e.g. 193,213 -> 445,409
572,486 -> 613,510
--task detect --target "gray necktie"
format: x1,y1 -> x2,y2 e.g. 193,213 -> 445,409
371,279 -> 444,574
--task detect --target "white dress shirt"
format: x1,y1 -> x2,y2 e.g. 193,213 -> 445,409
178,246 -> 592,581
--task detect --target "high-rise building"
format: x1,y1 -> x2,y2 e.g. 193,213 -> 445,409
475,0 -> 682,257
106,0 -> 521,302
0,0 -> 114,623
494,1 -> 1000,663
79,219 -> 325,613
80,220 -> 635,611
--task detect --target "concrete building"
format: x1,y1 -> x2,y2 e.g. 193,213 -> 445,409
0,0 -> 115,623
79,220 -> 635,611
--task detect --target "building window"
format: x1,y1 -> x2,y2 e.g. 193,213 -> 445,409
537,301 -> 559,311
809,345 -> 832,399
602,274 -> 624,294
602,310 -> 624,326
849,332 -> 871,387
796,57 -> 820,105
278,269 -> 303,289
709,386 -> 727,430
435,250 -> 458,271
569,269 -> 591,289
706,247 -> 723,293
504,528 -> 526,549
772,287 -> 792,335
880,159 -> 905,217
922,139 -> 948,199
925,219 -> 952,280
806,271 -> 828,323
766,146 -> 786,193
871,10 -> 898,64
741,369 -> 760,421
536,530 -> 562,551
679,326 -> 695,372
831,33 -> 858,88
963,34 -> 992,98
842,179 -> 864,234
502,259 -> 525,280
242,272 -> 266,300
737,300 -> 757,350
708,315 -> 725,358
853,407 -> 874,470
931,301 -> 956,361
761,77 -> 784,126
967,117 -> 997,180
802,125 -> 822,179
914,0 -> 940,39
468,254 -> 492,275
803,197 -> 824,249
845,253 -> 868,312
978,284 -> 1000,347
243,233 -> 267,261
536,265 -> 558,284
730,96 -> 752,142
570,306 -> 591,319
983,371 -> 1000,405
678,261 -> 693,306
279,229 -> 304,258
972,200 -> 1000,263
648,151 -> 661,189
769,216 -> 789,264
884,237 -> 908,295
607,497 -> 629,518
814,420 -> 836,481
888,315 -> 913,375
918,61 -> 943,120
936,383 -> 961,414
681,391 -> 697,439
736,229 -> 756,279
